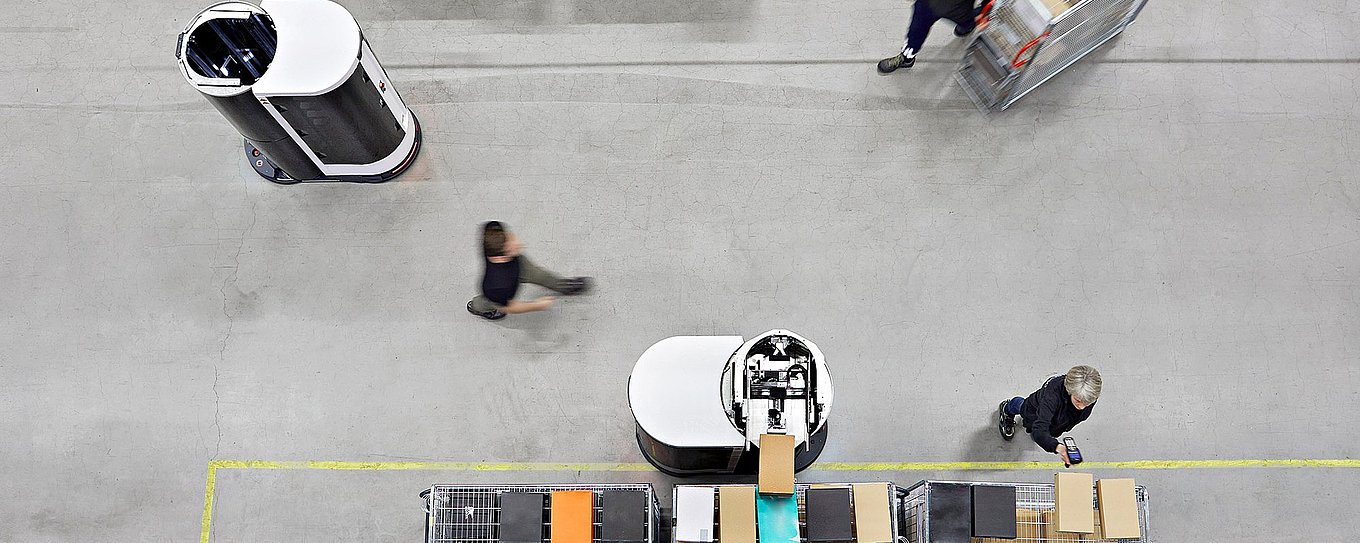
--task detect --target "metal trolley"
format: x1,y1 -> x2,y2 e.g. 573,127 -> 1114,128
899,480 -> 1150,542
670,483 -> 914,543
420,484 -> 663,543
957,0 -> 1150,110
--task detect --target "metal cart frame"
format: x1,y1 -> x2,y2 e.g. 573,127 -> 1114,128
958,0 -> 1151,110
898,480 -> 1151,542
420,484 -> 663,543
670,483 -> 912,543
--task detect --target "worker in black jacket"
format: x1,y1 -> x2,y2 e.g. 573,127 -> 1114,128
998,366 -> 1101,466
878,0 -> 982,73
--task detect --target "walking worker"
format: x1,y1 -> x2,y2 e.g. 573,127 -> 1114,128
998,365 -> 1101,466
878,0 -> 983,73
467,221 -> 592,320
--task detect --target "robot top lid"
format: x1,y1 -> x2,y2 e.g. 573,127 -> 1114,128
249,0 -> 361,97
628,336 -> 748,449
177,0 -> 361,98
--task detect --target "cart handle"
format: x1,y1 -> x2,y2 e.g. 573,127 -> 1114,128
976,0 -> 995,25
1011,31 -> 1050,68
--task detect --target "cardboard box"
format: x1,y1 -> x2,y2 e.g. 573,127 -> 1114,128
972,508 -> 1043,543
1042,510 -> 1104,543
550,491 -> 594,543
852,483 -> 893,543
675,486 -> 716,543
718,486 -> 757,543
1096,479 -> 1141,540
758,434 -> 795,495
1054,473 -> 1095,534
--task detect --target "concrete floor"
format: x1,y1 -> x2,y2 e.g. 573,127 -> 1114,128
2,0 -> 1358,541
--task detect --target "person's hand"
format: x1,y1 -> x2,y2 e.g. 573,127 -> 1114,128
536,295 -> 556,309
1055,443 -> 1072,467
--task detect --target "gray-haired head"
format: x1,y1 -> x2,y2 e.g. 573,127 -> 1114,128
1064,365 -> 1102,405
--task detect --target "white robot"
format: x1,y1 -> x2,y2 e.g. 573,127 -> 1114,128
629,330 -> 833,476
177,0 -> 420,183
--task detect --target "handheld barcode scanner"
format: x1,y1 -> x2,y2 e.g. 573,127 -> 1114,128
1062,436 -> 1083,466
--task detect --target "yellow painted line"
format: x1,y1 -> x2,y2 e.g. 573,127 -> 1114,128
816,459 -> 1360,470
209,460 -> 658,471
200,458 -> 1360,542
200,463 -> 218,543
206,458 -> 1360,473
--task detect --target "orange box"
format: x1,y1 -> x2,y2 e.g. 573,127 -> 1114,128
551,490 -> 595,543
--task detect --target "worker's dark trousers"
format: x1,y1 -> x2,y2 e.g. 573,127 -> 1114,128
1003,396 -> 1025,416
904,0 -> 976,53
469,254 -> 570,313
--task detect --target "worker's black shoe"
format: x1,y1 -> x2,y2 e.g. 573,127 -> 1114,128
877,52 -> 915,73
560,277 -> 593,296
998,401 -> 1016,440
467,300 -> 506,320
955,24 -> 975,37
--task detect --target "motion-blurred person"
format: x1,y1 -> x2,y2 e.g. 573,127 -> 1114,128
997,365 -> 1101,466
878,0 -> 982,73
467,221 -> 592,320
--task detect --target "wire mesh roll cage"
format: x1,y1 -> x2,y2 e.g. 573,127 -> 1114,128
669,483 -> 912,543
958,0 -> 1151,110
421,484 -> 662,543
897,480 -> 1151,543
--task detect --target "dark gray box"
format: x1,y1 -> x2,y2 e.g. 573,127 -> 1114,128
602,490 -> 648,543
971,485 -> 1017,539
498,492 -> 547,543
925,483 -> 971,543
805,487 -> 854,543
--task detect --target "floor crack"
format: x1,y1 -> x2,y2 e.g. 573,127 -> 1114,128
211,188 -> 258,460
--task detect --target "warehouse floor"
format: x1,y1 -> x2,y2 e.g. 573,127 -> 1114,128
3,0 -> 1358,541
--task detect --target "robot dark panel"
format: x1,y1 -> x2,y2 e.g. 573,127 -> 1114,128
270,68 -> 405,166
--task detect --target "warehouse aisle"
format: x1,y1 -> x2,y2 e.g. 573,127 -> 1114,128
0,0 -> 1357,541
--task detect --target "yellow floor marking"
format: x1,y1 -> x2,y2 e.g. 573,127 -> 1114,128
200,464 -> 218,543
200,458 -> 1360,542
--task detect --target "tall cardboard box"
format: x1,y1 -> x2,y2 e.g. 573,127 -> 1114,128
1053,473 -> 1095,534
718,486 -> 757,543
852,483 -> 893,543
1096,479 -> 1141,540
758,434 -> 795,495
